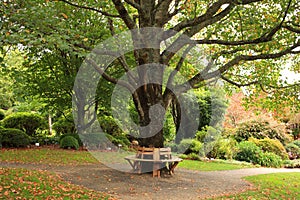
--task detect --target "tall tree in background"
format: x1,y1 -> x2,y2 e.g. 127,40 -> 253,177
1,0 -> 299,147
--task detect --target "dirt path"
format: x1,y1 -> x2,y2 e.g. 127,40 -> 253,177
1,162 -> 300,200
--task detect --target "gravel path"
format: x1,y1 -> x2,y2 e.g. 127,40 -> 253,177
1,162 -> 300,200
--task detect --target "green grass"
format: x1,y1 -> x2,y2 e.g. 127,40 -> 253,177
178,159 -> 255,171
0,167 -> 113,200
0,148 -> 99,165
1,148 -> 257,171
213,173 -> 300,199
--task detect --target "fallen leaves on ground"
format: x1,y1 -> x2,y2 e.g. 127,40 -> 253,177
0,167 -> 117,200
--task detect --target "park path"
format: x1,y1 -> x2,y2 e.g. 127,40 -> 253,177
1,161 -> 300,200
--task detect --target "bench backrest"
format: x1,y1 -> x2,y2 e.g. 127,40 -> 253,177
136,147 -> 172,160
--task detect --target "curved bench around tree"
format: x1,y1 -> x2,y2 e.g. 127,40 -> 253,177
125,147 -> 182,177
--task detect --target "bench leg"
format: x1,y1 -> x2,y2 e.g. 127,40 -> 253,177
152,163 -> 161,177
169,162 -> 179,174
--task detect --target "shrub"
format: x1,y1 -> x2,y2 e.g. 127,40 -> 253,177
59,133 -> 83,147
60,136 -> 79,150
179,154 -> 188,159
291,128 -> 300,140
257,152 -> 283,168
52,116 -> 76,135
196,126 -> 221,143
165,142 -> 178,152
113,134 -> 131,146
31,135 -> 59,146
285,143 -> 300,159
292,140 -> 300,148
186,153 -> 201,160
2,112 -> 46,136
234,141 -> 262,164
0,110 -> 5,120
0,128 -> 31,148
98,115 -> 123,135
234,141 -> 283,167
177,138 -> 202,154
209,137 -> 238,159
81,132 -> 128,149
248,137 -> 288,160
284,159 -> 300,168
105,134 -> 130,150
234,120 -> 292,144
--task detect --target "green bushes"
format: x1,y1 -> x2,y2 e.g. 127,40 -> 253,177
98,115 -> 123,135
285,143 -> 300,159
258,152 -> 283,168
234,141 -> 261,163
2,112 -> 46,136
59,133 -> 83,147
209,137 -> 237,159
234,120 -> 291,144
105,134 -> 130,149
234,141 -> 283,168
249,138 -> 288,160
31,135 -> 59,146
52,117 -> 76,135
0,128 -> 31,148
81,133 -> 108,149
177,138 -> 202,154
179,152 -> 201,160
284,159 -> 300,168
292,140 -> 300,148
60,136 -> 79,150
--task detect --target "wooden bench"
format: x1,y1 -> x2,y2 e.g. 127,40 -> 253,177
125,147 -> 182,177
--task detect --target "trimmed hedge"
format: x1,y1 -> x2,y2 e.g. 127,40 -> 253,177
2,112 -> 46,136
0,128 -> 31,148
60,136 -> 79,150
59,133 -> 83,146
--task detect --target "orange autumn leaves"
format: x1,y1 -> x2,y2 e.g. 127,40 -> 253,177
0,168 -> 116,200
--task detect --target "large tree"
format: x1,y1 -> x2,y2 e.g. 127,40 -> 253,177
1,0 -> 300,147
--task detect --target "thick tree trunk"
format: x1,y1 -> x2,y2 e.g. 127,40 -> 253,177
135,85 -> 165,148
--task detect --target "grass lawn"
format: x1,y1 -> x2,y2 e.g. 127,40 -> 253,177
212,172 -> 300,199
1,148 -> 99,165
178,159 -> 255,171
0,167 -> 113,200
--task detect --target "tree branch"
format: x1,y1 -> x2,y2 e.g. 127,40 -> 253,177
195,0 -> 292,46
58,0 -> 120,18
283,25 -> 300,33
85,58 -> 135,92
221,75 -> 259,87
166,44 -> 195,90
162,3 -> 234,64
112,0 -> 137,29
171,0 -> 232,33
216,41 -> 300,75
124,0 -> 142,12
175,41 -> 300,94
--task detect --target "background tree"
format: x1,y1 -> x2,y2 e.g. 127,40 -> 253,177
1,0 -> 299,147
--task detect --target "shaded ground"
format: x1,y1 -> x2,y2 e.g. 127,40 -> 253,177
1,161 -> 300,200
